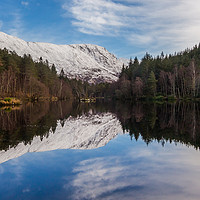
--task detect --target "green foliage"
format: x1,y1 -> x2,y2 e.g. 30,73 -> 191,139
113,44 -> 200,100
4,97 -> 11,102
147,71 -> 157,96
0,48 -> 74,99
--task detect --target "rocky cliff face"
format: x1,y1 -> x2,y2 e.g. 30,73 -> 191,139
0,32 -> 125,83
0,113 -> 123,164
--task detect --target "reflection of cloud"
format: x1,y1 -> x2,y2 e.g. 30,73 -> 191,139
1,158 -> 27,187
68,157 -> 137,199
0,165 -> 4,174
67,142 -> 200,200
22,188 -> 30,193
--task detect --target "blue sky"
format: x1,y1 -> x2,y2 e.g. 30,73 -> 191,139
0,0 -> 200,58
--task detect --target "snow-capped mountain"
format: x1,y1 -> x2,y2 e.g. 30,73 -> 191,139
0,113 -> 123,164
0,32 -> 125,83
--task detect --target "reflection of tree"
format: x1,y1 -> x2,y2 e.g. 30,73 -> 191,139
114,102 -> 200,150
0,100 -> 115,151
0,101 -> 74,150
1,100 -> 200,151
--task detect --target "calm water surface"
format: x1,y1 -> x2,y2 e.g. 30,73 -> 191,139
0,101 -> 200,200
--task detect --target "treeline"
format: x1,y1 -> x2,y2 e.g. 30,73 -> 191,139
69,79 -> 110,99
0,48 -> 110,100
2,43 -> 200,101
0,48 -> 74,99
109,44 -> 200,100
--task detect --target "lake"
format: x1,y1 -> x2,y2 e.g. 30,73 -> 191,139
0,101 -> 200,200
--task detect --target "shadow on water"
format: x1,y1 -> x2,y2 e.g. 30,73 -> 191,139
0,100 -> 200,151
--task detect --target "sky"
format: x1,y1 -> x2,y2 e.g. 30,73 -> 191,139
0,0 -> 200,59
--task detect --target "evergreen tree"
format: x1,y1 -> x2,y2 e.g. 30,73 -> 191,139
51,64 -> 57,74
59,68 -> 65,79
147,71 -> 157,96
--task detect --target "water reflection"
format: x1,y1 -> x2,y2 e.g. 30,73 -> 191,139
68,141 -> 200,200
1,101 -> 200,199
0,101 -> 122,163
0,101 -> 74,150
0,101 -> 200,154
114,102 -> 200,149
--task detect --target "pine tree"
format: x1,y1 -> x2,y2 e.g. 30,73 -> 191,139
133,57 -> 139,66
59,68 -> 65,79
51,64 -> 57,74
147,71 -> 157,96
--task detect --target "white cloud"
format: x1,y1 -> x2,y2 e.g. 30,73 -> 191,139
64,0 -> 200,55
21,1 -> 29,6
8,12 -> 23,37
63,0 -> 131,36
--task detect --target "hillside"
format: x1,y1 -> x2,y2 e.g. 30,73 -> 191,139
0,32 -> 124,83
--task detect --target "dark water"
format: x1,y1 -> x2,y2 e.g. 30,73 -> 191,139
0,101 -> 200,200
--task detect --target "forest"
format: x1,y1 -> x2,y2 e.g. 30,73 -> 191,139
0,48 -> 104,100
1,43 -> 200,101
108,43 -> 200,100
0,48 -> 72,99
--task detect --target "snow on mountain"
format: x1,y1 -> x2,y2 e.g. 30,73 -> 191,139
0,32 -> 125,83
0,113 -> 123,164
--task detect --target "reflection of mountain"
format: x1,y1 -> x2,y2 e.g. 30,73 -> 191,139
1,101 -> 200,164
0,113 -> 122,164
0,101 -> 74,151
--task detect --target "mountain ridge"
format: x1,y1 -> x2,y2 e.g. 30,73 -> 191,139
0,32 -> 125,83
